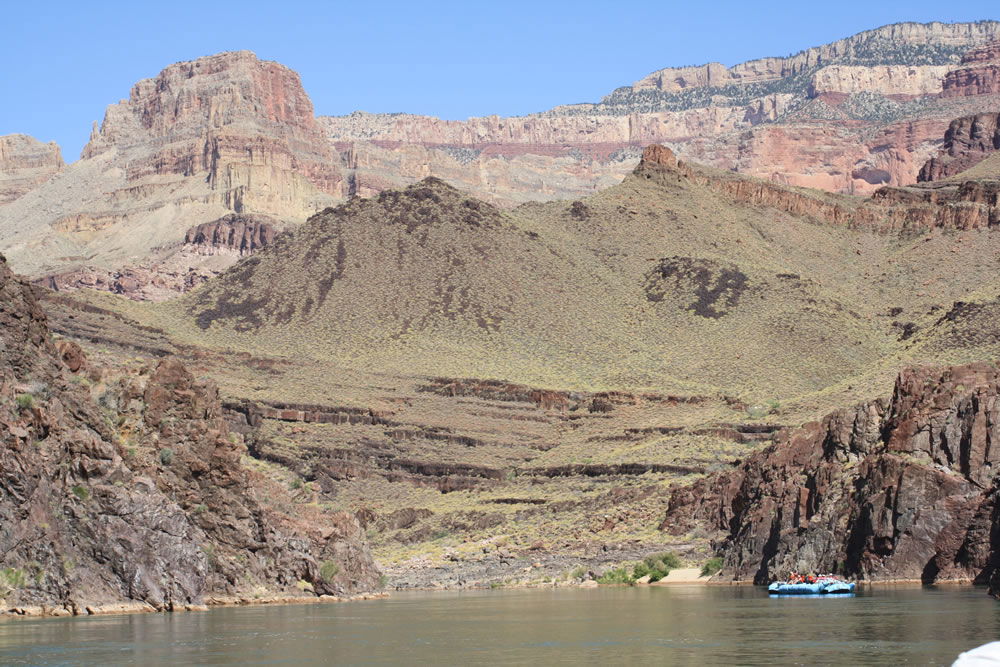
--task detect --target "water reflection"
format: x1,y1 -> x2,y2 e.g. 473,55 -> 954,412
0,586 -> 997,665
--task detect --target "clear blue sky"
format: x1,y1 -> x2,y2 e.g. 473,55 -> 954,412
4,1 -> 998,160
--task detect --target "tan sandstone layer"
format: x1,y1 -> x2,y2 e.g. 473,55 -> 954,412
0,51 -> 340,276
0,134 -> 63,205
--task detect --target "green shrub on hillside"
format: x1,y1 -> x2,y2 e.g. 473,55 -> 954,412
701,556 -> 724,577
600,552 -> 683,585
15,393 -> 34,411
596,568 -> 634,585
320,560 -> 340,583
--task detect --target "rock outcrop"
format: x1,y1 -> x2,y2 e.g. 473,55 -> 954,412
182,213 -> 279,256
637,144 -> 1000,234
942,42 -> 1000,98
808,65 -> 952,101
0,51 -> 340,278
918,112 -> 1000,181
661,362 -> 1000,586
0,135 -> 62,205
0,254 -> 379,615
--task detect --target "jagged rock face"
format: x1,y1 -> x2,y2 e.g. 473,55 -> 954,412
918,112 -> 1000,181
661,362 -> 1000,586
82,50 -> 341,198
183,213 -> 279,256
0,255 -> 378,613
36,213 -> 282,301
0,51 -> 340,278
0,135 -> 62,205
942,42 -> 1000,98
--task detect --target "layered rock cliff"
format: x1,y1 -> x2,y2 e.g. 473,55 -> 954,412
0,134 -> 62,205
661,362 -> 1000,586
633,22 -> 1000,94
0,51 -> 340,277
942,42 -> 1000,97
638,144 -> 1000,234
918,112 -> 1000,181
6,23 -> 1000,289
0,255 -> 379,615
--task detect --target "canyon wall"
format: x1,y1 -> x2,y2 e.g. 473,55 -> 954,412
321,26 -> 1000,202
5,24 -> 1000,290
633,22 -> 1000,92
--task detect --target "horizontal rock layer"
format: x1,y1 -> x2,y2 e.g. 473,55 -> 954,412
0,134 -> 62,205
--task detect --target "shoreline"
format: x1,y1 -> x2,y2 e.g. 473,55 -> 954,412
3,576 -> 986,620
0,591 -> 389,621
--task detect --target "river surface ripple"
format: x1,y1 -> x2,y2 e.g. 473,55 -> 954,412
0,586 -> 997,665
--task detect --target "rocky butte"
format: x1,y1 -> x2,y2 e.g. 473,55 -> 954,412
0,51 -> 341,280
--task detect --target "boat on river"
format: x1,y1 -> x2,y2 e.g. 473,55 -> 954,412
768,575 -> 855,595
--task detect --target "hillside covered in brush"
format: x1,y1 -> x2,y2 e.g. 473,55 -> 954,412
133,144 -> 1000,406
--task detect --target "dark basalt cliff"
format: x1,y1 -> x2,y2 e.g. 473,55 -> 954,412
0,255 -> 379,616
662,362 -> 1000,592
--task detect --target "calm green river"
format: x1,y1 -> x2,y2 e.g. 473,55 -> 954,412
1,586 -> 997,665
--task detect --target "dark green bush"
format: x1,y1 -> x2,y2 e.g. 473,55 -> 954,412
596,568 -> 634,585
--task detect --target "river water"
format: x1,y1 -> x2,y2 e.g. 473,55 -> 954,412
1,586 -> 997,665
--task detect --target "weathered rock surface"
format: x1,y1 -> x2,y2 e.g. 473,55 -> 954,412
942,42 -> 1000,98
918,112 -> 1000,181
0,51 -> 340,278
661,362 -> 1000,586
0,134 -> 62,205
36,213 -> 282,300
638,144 -> 1000,234
809,65 -> 952,101
0,254 -> 378,614
182,213 -> 279,256
633,23 -> 1000,93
